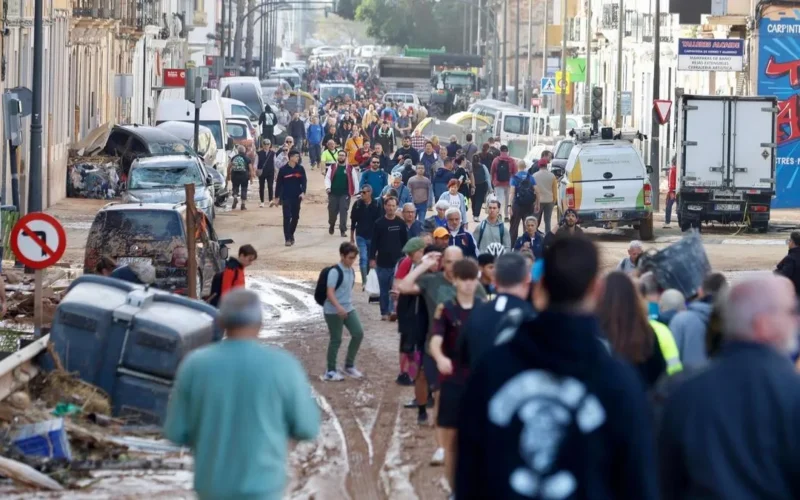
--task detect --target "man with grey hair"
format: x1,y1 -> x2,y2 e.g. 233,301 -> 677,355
164,289 -> 319,499
401,202 -> 423,238
445,208 -> 478,257
228,144 -> 255,210
658,289 -> 686,325
459,252 -> 534,369
617,240 -> 644,273
658,274 -> 800,500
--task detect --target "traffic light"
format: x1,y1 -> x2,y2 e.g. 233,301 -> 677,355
591,86 -> 603,132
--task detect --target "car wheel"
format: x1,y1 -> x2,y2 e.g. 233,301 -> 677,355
679,220 -> 691,232
639,214 -> 655,241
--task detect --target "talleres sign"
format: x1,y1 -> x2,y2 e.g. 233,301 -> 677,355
677,38 -> 744,72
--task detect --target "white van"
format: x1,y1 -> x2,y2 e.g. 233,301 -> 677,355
155,88 -> 232,176
557,129 -> 654,240
221,97 -> 259,128
468,99 -> 541,158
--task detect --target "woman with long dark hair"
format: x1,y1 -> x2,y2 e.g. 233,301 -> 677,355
598,271 -> 666,387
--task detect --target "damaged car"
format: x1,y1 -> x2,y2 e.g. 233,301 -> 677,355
123,156 -> 216,220
84,203 -> 232,297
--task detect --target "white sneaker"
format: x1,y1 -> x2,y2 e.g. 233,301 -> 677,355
430,447 -> 445,465
259,202 -> 265,208
323,370 -> 345,381
343,367 -> 363,379
473,216 -> 479,223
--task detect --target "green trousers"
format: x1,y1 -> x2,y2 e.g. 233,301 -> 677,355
324,310 -> 364,372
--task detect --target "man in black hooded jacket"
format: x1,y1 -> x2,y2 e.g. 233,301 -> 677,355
456,235 -> 658,500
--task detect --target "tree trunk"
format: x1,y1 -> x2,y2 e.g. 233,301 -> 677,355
245,0 -> 256,74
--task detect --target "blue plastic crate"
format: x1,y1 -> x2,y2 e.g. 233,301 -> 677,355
12,418 -> 72,460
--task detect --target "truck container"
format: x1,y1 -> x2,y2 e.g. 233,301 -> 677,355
676,94 -> 777,232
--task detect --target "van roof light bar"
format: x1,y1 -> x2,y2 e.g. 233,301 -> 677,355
569,127 -> 648,142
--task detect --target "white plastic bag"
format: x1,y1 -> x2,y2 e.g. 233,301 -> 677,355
365,269 -> 380,297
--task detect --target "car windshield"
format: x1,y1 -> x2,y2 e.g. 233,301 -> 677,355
147,140 -> 190,156
442,73 -> 474,87
227,122 -> 248,140
320,86 -> 355,102
387,94 -> 414,103
129,164 -> 203,189
198,121 -> 223,148
503,115 -> 530,135
232,104 -> 257,119
555,141 -> 574,159
99,210 -> 183,242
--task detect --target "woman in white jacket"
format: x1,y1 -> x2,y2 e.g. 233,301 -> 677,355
438,179 -> 468,229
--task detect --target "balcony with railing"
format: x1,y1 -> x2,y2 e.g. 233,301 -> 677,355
72,0 -> 162,30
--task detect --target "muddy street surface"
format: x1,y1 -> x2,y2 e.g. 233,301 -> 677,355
34,170 -> 798,499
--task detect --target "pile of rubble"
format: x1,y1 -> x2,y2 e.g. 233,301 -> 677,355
2,268 -> 68,329
0,350 -> 191,493
67,156 -> 121,200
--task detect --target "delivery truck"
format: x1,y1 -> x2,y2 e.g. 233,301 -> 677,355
676,94 -> 777,233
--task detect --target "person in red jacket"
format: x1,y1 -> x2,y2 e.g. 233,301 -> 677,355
210,244 -> 258,306
665,156 -> 677,228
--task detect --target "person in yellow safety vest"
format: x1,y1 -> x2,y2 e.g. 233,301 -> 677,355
649,319 -> 683,375
320,139 -> 342,176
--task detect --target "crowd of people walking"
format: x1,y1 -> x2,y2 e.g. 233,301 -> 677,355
162,67 -> 800,500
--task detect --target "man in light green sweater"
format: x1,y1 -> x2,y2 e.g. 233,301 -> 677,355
473,198 -> 511,253
164,288 -> 320,500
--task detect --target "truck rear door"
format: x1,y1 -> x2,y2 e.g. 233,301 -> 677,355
681,96 -> 727,188
731,97 -> 776,191
573,144 -> 647,212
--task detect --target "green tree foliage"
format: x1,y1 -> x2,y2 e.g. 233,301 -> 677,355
356,0 -> 473,51
336,0 -> 360,20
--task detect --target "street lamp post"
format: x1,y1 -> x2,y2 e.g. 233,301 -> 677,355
29,0 -> 44,212
502,0 -> 507,93
513,0 -> 520,104
558,0 -> 567,136
649,0 -> 661,209
615,0 -> 624,128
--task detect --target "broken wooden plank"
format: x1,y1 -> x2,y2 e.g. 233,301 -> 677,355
0,455 -> 64,490
0,334 -> 48,402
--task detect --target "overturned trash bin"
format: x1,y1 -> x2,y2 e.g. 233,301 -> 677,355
47,275 -> 223,425
639,230 -> 711,299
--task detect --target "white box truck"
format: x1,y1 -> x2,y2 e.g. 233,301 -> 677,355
676,95 -> 777,233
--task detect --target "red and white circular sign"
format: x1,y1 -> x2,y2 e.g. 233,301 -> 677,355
10,212 -> 67,269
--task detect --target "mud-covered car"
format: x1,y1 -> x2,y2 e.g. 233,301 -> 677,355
123,156 -> 216,221
84,203 -> 232,297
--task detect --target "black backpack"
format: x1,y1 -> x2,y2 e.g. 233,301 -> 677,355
209,267 -> 239,308
496,158 -> 511,182
314,265 -> 344,306
514,174 -> 536,207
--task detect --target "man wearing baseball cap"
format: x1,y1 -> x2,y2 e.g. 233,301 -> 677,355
433,227 -> 450,250
544,208 -> 583,251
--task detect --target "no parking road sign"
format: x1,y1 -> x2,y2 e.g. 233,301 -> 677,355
11,212 -> 66,269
